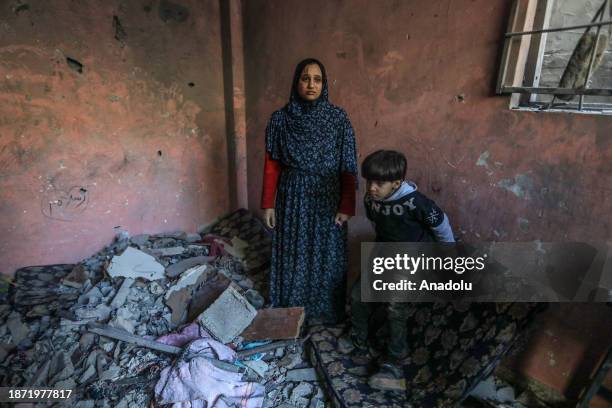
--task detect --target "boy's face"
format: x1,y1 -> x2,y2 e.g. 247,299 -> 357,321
366,180 -> 402,201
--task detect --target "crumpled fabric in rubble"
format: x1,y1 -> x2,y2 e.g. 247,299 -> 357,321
157,322 -> 210,348
155,337 -> 264,408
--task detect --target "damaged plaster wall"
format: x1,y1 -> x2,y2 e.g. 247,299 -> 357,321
0,0 -> 230,275
242,0 -> 612,403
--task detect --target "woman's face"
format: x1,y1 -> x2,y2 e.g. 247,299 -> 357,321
296,63 -> 323,101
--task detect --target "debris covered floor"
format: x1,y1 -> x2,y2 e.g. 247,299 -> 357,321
0,210 -> 557,408
0,210 -> 328,407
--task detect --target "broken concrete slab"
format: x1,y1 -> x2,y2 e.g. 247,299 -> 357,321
107,247 -> 165,281
62,264 -> 90,289
197,284 -> 257,344
285,368 -> 319,382
241,307 -> 305,342
110,278 -> 134,309
164,264 -> 212,325
186,272 -> 232,322
165,256 -> 213,278
166,264 -> 209,297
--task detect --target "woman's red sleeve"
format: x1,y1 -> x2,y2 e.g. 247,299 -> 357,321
338,172 -> 356,216
261,151 -> 281,209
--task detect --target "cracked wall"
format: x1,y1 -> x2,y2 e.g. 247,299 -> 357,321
0,0 -> 230,275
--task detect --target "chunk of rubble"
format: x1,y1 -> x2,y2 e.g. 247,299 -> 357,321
107,247 -> 165,281
62,265 -> 90,289
285,368 -> 319,382
165,256 -> 212,278
197,285 -> 257,344
110,278 -> 134,309
244,359 -> 269,377
164,264 -> 211,325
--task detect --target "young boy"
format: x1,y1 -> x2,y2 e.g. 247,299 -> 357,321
338,149 -> 455,391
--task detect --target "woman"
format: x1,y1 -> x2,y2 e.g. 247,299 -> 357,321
261,58 -> 358,324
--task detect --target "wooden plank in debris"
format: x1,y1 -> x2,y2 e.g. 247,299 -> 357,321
241,307 -> 305,342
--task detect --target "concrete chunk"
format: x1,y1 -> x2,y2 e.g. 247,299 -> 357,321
244,359 -> 269,377
165,256 -> 212,278
110,278 -> 134,309
197,285 -> 257,344
107,247 -> 165,281
286,368 -> 319,382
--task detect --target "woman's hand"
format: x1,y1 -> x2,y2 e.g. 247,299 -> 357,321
263,208 -> 276,229
334,212 -> 351,226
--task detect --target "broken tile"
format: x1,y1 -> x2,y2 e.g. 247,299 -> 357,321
241,307 -> 305,342
197,285 -> 257,344
107,247 -> 165,281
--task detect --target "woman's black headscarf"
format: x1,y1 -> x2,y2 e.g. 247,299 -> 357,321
266,58 -> 357,177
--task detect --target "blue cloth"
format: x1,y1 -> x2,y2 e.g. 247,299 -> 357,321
266,60 -> 357,322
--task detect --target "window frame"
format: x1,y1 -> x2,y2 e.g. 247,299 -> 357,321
496,0 -> 612,115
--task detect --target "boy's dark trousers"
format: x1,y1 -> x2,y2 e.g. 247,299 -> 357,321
349,277 -> 410,360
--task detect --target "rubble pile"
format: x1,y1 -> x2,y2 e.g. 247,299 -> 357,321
0,210 -> 329,407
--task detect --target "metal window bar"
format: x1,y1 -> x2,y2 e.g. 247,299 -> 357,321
498,0 -> 612,113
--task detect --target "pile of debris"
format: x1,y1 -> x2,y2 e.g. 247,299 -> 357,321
0,210 -> 328,407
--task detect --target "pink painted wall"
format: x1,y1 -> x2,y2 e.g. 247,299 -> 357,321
0,0 -> 230,276
241,0 -> 611,403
